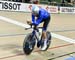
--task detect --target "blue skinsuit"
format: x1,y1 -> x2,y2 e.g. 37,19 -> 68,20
32,8 -> 50,31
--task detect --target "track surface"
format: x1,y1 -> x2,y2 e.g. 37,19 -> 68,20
0,11 -> 75,60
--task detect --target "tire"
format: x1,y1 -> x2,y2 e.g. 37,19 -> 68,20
45,31 -> 51,51
23,33 -> 36,55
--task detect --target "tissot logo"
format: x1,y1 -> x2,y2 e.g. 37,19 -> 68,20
62,8 -> 75,12
0,2 -> 21,10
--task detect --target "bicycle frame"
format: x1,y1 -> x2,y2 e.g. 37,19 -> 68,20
32,28 -> 40,41
25,25 -> 42,41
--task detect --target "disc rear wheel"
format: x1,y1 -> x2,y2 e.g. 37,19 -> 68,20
45,31 -> 51,51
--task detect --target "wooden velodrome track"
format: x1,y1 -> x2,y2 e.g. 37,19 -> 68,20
0,11 -> 75,60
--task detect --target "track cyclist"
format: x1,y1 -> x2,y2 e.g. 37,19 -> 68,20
27,5 -> 51,51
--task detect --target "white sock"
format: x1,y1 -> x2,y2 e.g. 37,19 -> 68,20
41,39 -> 47,50
44,39 -> 47,45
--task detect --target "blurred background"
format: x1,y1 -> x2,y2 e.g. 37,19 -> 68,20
0,0 -> 75,7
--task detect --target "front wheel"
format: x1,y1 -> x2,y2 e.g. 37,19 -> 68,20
23,33 -> 36,55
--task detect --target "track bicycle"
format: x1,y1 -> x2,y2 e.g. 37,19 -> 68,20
23,25 -> 51,55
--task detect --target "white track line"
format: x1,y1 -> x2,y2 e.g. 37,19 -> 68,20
51,33 -> 75,43
0,16 -> 75,43
0,16 -> 30,28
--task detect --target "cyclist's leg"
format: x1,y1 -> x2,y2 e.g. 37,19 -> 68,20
41,16 -> 50,50
42,16 -> 50,39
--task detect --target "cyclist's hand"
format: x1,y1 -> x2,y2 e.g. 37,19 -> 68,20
27,20 -> 32,25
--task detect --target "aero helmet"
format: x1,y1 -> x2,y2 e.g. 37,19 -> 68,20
32,5 -> 40,14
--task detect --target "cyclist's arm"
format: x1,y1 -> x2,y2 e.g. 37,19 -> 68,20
35,15 -> 43,25
32,15 -> 43,26
32,14 -> 35,23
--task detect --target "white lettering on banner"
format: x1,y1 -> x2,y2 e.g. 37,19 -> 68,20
28,4 -> 58,13
0,1 -> 58,13
0,1 -> 21,10
46,6 -> 58,13
60,7 -> 75,13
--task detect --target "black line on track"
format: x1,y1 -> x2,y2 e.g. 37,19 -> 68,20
48,52 -> 75,60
